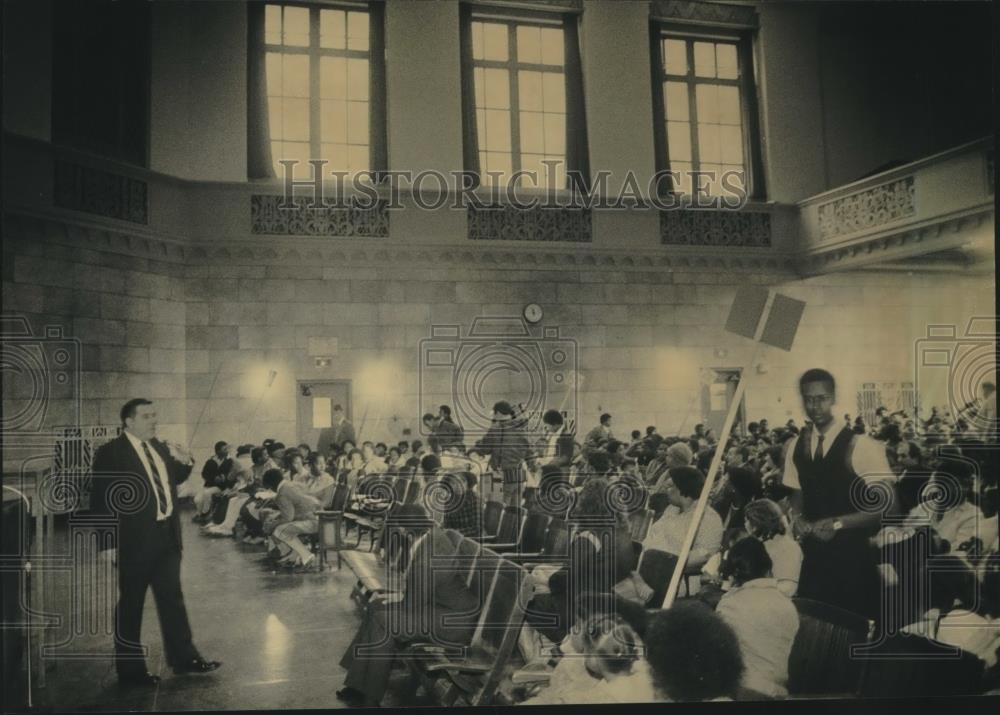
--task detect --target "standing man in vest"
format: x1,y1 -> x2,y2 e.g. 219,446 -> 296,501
90,398 -> 221,686
783,369 -> 897,619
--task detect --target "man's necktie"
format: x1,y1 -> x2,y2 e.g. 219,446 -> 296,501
142,441 -> 168,514
813,433 -> 825,462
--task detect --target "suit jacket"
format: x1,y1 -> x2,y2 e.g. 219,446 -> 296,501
273,480 -> 320,525
201,456 -> 233,488
476,421 -> 531,471
429,420 -> 464,453
89,434 -> 193,563
317,419 -> 357,455
397,526 -> 482,645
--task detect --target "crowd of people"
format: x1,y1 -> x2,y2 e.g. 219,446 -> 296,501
182,376 -> 1000,703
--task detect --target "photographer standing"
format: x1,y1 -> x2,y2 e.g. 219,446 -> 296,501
476,401 -> 532,507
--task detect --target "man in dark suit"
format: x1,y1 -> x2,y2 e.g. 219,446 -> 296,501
316,403 -> 357,456
90,398 -> 221,687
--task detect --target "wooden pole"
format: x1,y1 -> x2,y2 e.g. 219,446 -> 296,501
662,328 -> 767,610
662,374 -> 750,609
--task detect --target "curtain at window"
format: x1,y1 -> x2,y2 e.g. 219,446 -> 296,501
247,1 -> 274,180
369,0 -> 388,182
563,14 -> 590,194
459,3 -> 482,187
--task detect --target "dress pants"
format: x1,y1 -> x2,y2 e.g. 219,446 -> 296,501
115,521 -> 198,675
339,605 -> 395,706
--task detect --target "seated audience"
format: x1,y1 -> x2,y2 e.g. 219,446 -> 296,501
522,597 -> 654,705
936,554 -> 1000,671
643,466 -> 724,569
644,602 -> 744,701
715,538 -> 799,699
194,440 -> 232,523
743,499 -> 802,597
336,504 -> 482,707
297,452 -> 336,507
441,471 -> 481,537
260,468 -> 320,569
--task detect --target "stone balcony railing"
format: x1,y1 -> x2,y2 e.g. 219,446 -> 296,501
796,137 -> 994,274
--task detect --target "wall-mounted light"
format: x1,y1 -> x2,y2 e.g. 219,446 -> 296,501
714,348 -> 728,359
315,357 -> 332,368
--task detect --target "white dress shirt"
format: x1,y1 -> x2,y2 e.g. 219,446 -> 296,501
716,577 -> 799,698
782,429 -> 894,491
642,503 -> 724,565
123,431 -> 173,521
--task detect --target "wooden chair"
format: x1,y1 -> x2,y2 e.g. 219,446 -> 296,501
314,483 -> 351,569
787,598 -> 870,697
343,476 -> 393,546
403,556 -> 535,706
855,633 -> 985,697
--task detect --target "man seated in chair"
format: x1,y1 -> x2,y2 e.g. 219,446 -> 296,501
260,468 -> 320,570
337,504 -> 482,707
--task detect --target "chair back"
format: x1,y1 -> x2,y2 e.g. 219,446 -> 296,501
392,476 -> 407,503
468,560 -> 535,705
481,500 -> 504,537
329,483 -> 350,512
855,634 -> 985,697
518,511 -> 550,553
468,547 -> 501,608
496,506 -> 523,544
456,536 -> 482,586
637,548 -> 679,608
628,508 -> 654,542
403,479 -> 422,505
787,598 -> 870,696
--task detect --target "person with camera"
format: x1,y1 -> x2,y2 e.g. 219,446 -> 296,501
89,398 -> 221,687
475,400 -> 533,507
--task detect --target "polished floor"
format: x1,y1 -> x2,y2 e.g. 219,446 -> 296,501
25,506 -> 398,712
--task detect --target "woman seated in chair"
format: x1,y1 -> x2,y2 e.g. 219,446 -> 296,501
336,504 -> 482,708
935,553 -> 1000,676
743,498 -> 802,597
525,478 -> 635,646
714,537 -> 799,699
521,593 -> 655,705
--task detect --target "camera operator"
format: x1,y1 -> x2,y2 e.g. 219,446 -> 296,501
475,401 -> 533,507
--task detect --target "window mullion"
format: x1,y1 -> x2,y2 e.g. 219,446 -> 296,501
686,40 -> 699,173
508,22 -> 521,177
309,7 -> 321,166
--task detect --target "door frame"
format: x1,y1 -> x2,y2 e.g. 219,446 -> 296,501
296,379 -> 353,446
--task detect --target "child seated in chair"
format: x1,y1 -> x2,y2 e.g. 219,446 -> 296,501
520,594 -> 655,705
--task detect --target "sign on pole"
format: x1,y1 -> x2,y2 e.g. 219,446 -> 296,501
662,286 -> 806,609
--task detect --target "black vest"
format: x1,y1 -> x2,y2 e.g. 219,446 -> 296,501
792,425 -> 858,522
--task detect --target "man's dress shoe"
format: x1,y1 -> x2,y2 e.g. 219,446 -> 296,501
173,657 -> 222,675
118,671 -> 161,687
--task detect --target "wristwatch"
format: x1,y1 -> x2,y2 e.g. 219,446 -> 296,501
832,519 -> 844,531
